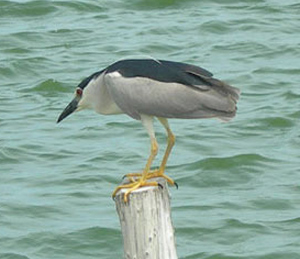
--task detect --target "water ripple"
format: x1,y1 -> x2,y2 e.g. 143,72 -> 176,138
1,0 -> 299,258
0,1 -> 57,17
0,253 -> 31,259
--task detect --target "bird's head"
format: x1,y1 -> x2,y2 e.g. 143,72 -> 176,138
57,87 -> 84,123
57,71 -> 102,123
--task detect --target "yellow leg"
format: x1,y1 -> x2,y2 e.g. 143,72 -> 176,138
149,118 -> 176,185
112,138 -> 159,203
157,118 -> 176,173
112,115 -> 161,203
122,117 -> 177,187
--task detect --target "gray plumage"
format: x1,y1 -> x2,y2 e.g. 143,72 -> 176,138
104,60 -> 239,121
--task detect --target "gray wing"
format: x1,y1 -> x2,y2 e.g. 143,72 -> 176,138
103,70 -> 240,122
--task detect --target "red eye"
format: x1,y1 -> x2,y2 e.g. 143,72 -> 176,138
76,88 -> 83,96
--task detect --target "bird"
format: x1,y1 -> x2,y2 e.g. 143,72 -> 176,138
57,58 -> 240,203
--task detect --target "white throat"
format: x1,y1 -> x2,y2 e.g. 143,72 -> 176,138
78,72 -> 123,115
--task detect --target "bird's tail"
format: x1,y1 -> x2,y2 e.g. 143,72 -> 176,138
201,79 -> 241,122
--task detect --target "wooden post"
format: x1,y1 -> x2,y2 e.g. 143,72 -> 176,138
114,177 -> 178,259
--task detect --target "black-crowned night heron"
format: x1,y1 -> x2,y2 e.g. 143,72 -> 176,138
57,59 -> 240,202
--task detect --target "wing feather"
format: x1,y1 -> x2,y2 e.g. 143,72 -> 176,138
104,73 -> 239,121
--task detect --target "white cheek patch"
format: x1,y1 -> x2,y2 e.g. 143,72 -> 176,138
78,81 -> 96,110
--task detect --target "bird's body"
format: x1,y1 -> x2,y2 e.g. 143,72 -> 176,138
58,59 -> 240,202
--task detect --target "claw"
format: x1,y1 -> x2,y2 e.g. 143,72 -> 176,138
174,181 -> 179,189
157,183 -> 164,189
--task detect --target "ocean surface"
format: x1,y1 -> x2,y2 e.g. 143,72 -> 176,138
0,0 -> 299,258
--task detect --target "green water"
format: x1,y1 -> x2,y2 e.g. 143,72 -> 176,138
1,0 -> 299,258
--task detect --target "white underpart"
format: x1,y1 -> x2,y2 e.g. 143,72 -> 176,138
78,72 -> 123,115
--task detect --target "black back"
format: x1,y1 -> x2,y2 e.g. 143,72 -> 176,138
105,59 -> 213,87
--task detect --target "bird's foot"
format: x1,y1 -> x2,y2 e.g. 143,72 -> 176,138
123,170 -> 178,188
122,172 -> 142,180
112,178 -> 161,203
149,169 -> 178,188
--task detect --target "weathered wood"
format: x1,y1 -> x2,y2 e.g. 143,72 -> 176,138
114,177 -> 178,259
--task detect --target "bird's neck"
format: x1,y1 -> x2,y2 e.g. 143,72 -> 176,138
87,73 -> 123,115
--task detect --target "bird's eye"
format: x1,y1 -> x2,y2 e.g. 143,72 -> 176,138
76,88 -> 83,96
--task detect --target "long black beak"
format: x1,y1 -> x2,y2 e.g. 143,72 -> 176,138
57,98 -> 79,123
